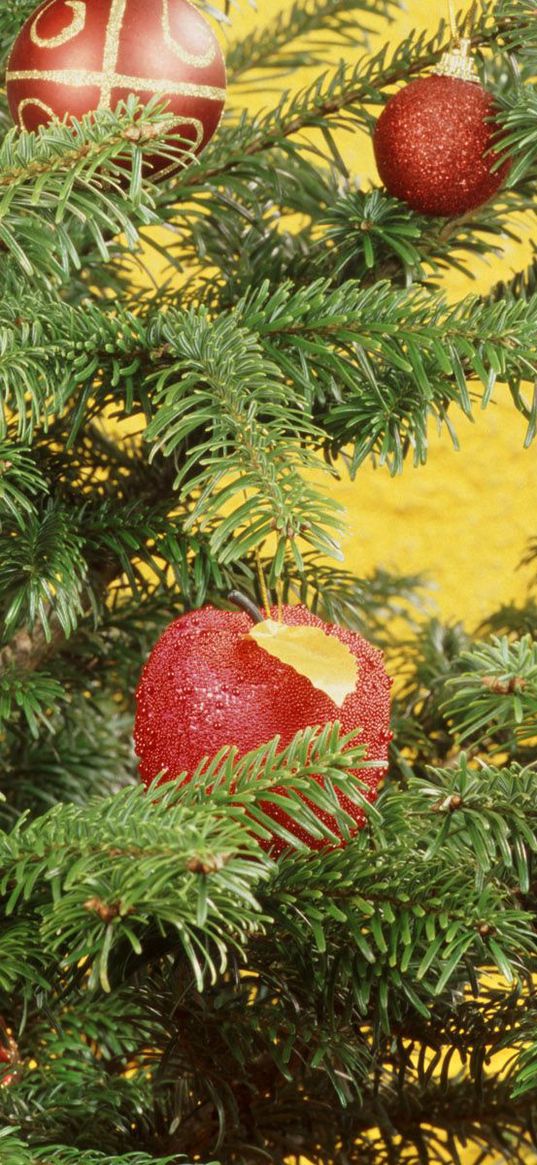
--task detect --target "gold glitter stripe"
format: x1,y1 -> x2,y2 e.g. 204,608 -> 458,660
161,0 -> 215,68
18,96 -> 56,128
7,68 -> 226,101
31,0 -> 87,48
99,0 -> 128,110
179,116 -> 203,148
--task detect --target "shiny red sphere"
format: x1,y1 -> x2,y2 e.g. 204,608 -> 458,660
7,0 -> 226,178
373,74 -> 509,217
134,604 -> 392,855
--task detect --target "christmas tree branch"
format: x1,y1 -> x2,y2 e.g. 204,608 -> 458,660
144,304 -> 344,570
181,36 -> 453,190
0,726 -> 371,995
242,278 -> 537,466
316,186 -> 527,289
0,694 -> 134,825
226,0 -> 397,83
5,278 -> 536,450
440,635 -> 537,747
0,1135 -> 186,1165
1,277 -> 536,680
330,1077 -> 537,1165
0,488 -> 181,679
0,100 -> 198,282
393,759 -> 537,893
3,737 -> 537,1161
173,3 -> 523,196
0,105 -> 171,190
0,0 -> 38,70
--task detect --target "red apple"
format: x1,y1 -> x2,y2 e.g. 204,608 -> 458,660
134,603 -> 392,854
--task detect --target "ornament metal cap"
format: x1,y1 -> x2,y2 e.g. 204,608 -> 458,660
435,37 -> 480,83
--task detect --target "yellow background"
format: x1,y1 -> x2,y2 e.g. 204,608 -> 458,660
218,0 -> 537,629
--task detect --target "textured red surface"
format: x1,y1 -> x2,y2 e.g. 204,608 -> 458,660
134,605 -> 392,854
7,0 -> 226,177
373,74 -> 509,217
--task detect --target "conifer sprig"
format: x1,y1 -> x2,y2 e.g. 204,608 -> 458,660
173,0 -> 530,195
0,99 -> 198,283
0,724 -> 370,992
441,636 -> 537,746
226,0 -> 397,83
0,1136 -> 188,1165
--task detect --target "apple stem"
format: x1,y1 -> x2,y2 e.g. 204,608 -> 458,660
228,590 -> 265,624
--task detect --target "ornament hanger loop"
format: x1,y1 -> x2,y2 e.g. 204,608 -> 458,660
448,0 -> 458,43
436,0 -> 480,85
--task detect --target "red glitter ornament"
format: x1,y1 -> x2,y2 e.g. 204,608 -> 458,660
6,0 -> 226,178
134,603 -> 392,855
373,42 -> 509,217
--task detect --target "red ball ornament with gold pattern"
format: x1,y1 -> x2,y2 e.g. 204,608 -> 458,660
373,39 -> 510,217
6,0 -> 226,178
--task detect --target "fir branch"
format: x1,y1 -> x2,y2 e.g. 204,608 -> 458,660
0,725 -> 370,994
0,101 -> 170,190
0,442 -> 47,526
403,758 -> 537,894
0,0 -> 36,69
318,187 -> 526,288
0,502 -> 88,642
441,635 -> 537,746
264,826 -> 535,1022
145,304 -> 344,571
172,2 -> 518,196
495,85 -> 537,186
0,785 -> 267,997
4,276 -> 536,463
226,0 -> 396,83
0,669 -> 66,739
240,279 -> 537,469
177,35 -> 446,189
152,169 -> 533,309
0,1133 -> 187,1165
321,189 -> 427,281
0,289 -> 151,441
0,696 -> 134,827
0,450 -> 180,678
3,1068 -> 153,1157
335,1075 -> 537,1165
0,100 -> 193,282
